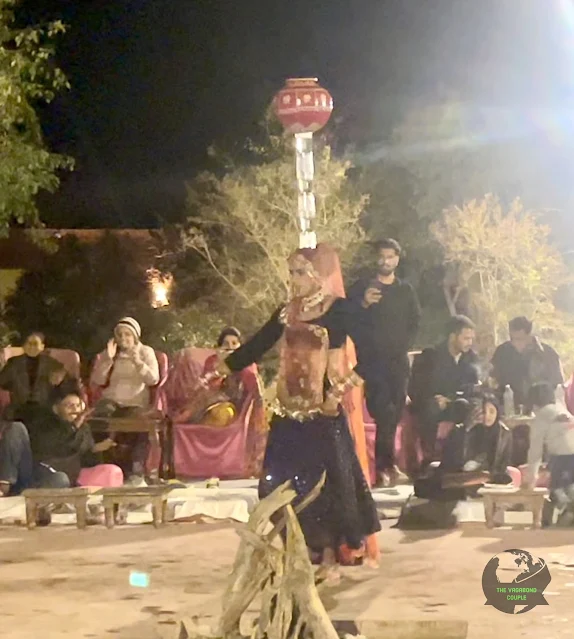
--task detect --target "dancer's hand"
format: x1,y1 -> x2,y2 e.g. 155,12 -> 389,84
214,355 -> 231,377
321,393 -> 340,416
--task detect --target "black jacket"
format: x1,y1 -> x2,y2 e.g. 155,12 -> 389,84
24,405 -> 97,468
441,421 -> 513,478
0,353 -> 78,408
491,337 -> 563,408
409,343 -> 480,413
347,275 -> 421,368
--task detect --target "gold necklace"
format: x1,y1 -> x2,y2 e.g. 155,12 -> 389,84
301,289 -> 325,313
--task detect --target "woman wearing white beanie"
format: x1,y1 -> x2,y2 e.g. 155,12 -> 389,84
91,317 -> 159,408
90,317 -> 160,480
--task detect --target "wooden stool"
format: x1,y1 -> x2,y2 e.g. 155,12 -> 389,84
99,486 -> 173,529
479,487 -> 549,529
22,487 -> 99,530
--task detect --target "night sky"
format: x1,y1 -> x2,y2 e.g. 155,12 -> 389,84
20,0 -> 574,228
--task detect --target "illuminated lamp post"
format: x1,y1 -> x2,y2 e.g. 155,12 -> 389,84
273,78 -> 333,249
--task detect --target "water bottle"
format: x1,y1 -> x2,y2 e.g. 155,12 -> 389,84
503,385 -> 514,417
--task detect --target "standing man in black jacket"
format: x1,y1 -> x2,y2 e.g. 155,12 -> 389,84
348,238 -> 421,487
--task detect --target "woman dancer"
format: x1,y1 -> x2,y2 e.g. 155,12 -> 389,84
210,244 -> 380,580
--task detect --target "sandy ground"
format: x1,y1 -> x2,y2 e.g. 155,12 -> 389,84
1,520 -> 574,639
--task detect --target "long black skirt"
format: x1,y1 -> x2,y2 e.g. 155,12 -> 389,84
258,412 -> 380,553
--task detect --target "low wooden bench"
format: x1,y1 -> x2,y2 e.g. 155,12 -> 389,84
479,487 -> 549,529
22,487 -> 99,530
99,486 -> 173,529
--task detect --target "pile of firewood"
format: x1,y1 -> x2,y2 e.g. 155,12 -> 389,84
172,473 -> 340,639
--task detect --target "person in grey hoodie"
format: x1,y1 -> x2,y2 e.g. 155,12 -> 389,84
523,383 -> 574,495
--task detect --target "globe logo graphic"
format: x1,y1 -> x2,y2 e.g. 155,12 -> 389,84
482,549 -> 551,614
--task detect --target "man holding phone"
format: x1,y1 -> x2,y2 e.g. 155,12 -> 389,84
348,238 -> 421,487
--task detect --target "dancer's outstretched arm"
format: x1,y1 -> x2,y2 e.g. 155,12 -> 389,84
221,306 -> 286,374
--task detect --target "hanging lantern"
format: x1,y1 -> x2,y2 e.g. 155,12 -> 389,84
147,268 -> 173,308
273,78 -> 333,135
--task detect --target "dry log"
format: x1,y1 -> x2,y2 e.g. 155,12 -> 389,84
219,480 -> 297,638
266,471 -> 326,542
281,504 -> 339,639
173,475 -> 336,639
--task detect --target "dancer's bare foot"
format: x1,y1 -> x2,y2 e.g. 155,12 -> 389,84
376,466 -> 409,488
374,472 -> 387,488
316,563 -> 341,586
324,565 -> 341,586
318,548 -> 341,586
387,466 -> 409,486
364,556 -> 380,570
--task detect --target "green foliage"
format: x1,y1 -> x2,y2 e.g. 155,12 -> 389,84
145,304 -> 227,354
178,128 -> 368,329
0,0 -> 73,234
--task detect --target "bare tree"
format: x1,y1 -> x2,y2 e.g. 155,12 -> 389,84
179,133 -> 368,328
431,194 -> 571,358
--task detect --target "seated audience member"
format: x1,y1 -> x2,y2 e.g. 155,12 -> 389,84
91,317 -> 159,411
414,394 -> 513,502
25,389 -> 120,487
171,326 -> 268,477
173,327 -> 249,426
490,316 -> 564,468
0,420 -> 70,497
0,332 -> 79,419
491,316 -> 564,413
408,315 -> 480,466
523,384 -> 574,524
90,317 -> 159,481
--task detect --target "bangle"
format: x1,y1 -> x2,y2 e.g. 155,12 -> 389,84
216,361 -> 231,377
331,370 -> 364,400
199,364 -> 230,388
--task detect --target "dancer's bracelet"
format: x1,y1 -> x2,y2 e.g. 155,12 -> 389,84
199,364 -> 230,388
331,370 -> 364,400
